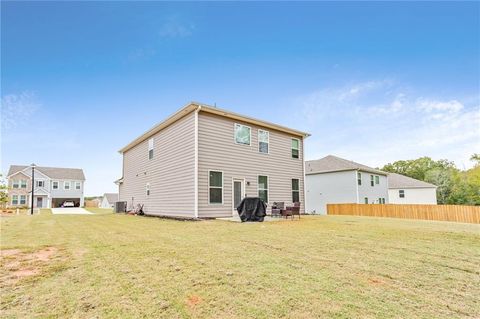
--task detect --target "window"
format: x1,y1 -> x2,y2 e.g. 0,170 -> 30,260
146,183 -> 150,196
381,198 -> 386,204
148,138 -> 154,160
258,175 -> 268,203
208,171 -> 223,204
36,180 -> 45,188
20,180 -> 27,189
399,190 -> 405,198
75,182 -> 81,190
357,172 -> 362,185
53,181 -> 59,189
375,176 -> 380,184
64,181 -> 70,190
12,195 -> 18,205
292,179 -> 300,203
364,197 -> 368,204
370,175 -> 374,187
20,195 -> 26,205
234,124 -> 251,145
258,130 -> 269,154
12,180 -> 19,188
291,139 -> 299,159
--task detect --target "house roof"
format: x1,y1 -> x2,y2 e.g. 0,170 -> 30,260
7,165 -> 86,180
118,102 -> 310,153
103,193 -> 119,203
387,172 -> 437,189
306,155 -> 387,176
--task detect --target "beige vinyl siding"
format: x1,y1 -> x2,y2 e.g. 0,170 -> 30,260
197,112 -> 305,218
119,112 -> 195,217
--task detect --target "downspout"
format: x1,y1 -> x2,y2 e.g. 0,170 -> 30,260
355,170 -> 360,203
194,105 -> 201,218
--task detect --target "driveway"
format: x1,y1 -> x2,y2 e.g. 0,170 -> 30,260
51,208 -> 93,215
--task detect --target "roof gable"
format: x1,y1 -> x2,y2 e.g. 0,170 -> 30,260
103,193 -> 119,203
306,155 -> 387,175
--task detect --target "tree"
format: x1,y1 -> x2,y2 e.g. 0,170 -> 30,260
470,153 -> 480,167
0,174 -> 8,208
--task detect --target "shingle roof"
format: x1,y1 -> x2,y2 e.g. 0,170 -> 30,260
306,155 -> 387,175
387,173 -> 437,189
103,193 -> 119,204
7,165 -> 85,180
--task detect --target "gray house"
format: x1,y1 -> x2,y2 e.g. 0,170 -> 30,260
7,165 -> 85,208
305,155 -> 388,214
100,193 -> 119,208
117,102 -> 309,218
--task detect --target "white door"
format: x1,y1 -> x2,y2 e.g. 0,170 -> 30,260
232,179 -> 244,216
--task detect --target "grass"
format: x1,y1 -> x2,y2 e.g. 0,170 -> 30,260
1,211 -> 479,318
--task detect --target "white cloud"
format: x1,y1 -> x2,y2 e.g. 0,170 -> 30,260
159,17 -> 194,38
292,81 -> 480,169
1,91 -> 40,131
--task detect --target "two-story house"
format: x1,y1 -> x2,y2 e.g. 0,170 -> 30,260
117,102 -> 309,218
305,155 -> 389,214
7,165 -> 86,208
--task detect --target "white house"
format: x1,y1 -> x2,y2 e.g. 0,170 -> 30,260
7,165 -> 85,208
387,173 -> 437,204
100,193 -> 118,208
305,155 -> 389,214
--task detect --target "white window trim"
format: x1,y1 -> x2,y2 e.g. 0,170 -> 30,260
258,129 -> 270,154
357,172 -> 362,185
12,180 -> 19,188
52,181 -> 59,190
292,178 -> 300,202
75,181 -> 81,190
257,175 -> 269,203
370,175 -> 374,187
208,170 -> 224,205
20,180 -> 27,189
233,123 -> 252,146
291,138 -> 300,159
64,181 -> 71,190
375,175 -> 380,184
146,183 -> 150,196
12,195 -> 18,205
148,138 -> 154,160
19,195 -> 26,205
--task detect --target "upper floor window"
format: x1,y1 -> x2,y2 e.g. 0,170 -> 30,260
292,179 -> 300,203
234,123 -> 251,145
148,138 -> 154,160
52,181 -> 59,189
20,180 -> 27,189
258,130 -> 269,154
208,171 -> 223,204
291,139 -> 299,159
399,190 -> 405,198
258,175 -> 269,203
75,182 -> 81,190
375,176 -> 380,184
20,195 -> 26,205
357,172 -> 362,185
36,180 -> 45,188
64,181 -> 70,190
370,175 -> 374,187
12,180 -> 19,188
12,195 -> 18,205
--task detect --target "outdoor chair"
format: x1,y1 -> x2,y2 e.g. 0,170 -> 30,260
284,202 -> 301,219
271,202 -> 285,217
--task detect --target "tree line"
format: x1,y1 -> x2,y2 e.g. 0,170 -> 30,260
381,154 -> 480,205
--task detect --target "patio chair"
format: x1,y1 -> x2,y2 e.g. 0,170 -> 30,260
271,202 -> 285,218
284,202 -> 301,219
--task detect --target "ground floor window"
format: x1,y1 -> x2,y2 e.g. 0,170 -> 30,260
209,171 -> 223,204
20,195 -> 26,205
364,197 -> 368,204
258,175 -> 268,203
292,179 -> 300,203
12,195 -> 18,205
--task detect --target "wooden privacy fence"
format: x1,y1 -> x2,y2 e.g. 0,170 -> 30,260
327,203 -> 480,224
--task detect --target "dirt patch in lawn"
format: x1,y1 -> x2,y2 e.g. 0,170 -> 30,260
186,295 -> 203,309
0,247 -> 63,286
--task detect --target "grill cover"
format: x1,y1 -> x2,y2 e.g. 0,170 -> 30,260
236,197 -> 266,222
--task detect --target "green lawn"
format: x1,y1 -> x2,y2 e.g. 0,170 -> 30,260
1,211 -> 479,318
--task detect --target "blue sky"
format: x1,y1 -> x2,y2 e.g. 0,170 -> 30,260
2,1 -> 479,196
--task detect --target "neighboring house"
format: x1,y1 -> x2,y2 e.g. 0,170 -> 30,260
117,102 -> 309,218
305,155 -> 388,214
388,173 -> 437,204
7,165 -> 85,208
100,193 -> 118,208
